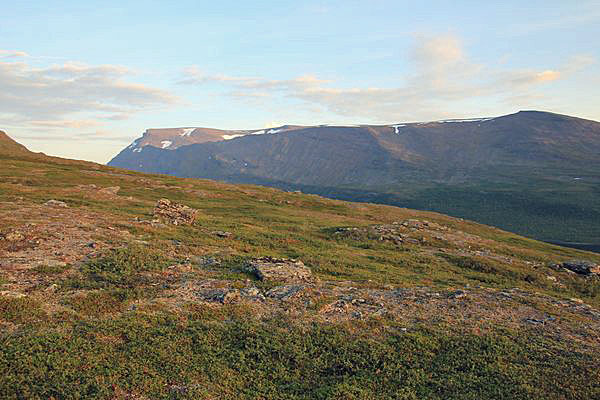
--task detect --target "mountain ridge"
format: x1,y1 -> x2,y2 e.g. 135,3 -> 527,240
108,110 -> 600,246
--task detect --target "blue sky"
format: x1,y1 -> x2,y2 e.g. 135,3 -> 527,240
1,0 -> 599,162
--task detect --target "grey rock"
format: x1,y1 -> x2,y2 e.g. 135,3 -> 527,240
195,288 -> 239,304
449,290 -> 467,299
190,256 -> 221,267
212,231 -> 233,238
246,257 -> 312,283
265,285 -> 306,300
559,260 -> 600,275
44,199 -> 68,208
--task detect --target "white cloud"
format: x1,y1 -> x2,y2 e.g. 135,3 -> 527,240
0,53 -> 177,130
28,119 -> 101,129
179,34 -> 592,122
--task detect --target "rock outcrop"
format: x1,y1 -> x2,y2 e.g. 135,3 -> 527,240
153,198 -> 198,226
246,257 -> 313,283
558,260 -> 600,276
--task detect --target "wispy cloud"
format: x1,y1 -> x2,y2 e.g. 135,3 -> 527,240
0,50 -> 29,58
0,54 -> 177,130
179,34 -> 593,122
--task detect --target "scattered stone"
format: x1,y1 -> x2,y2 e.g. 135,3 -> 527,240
265,285 -> 306,300
3,231 -> 24,242
246,257 -> 313,283
195,288 -> 239,304
190,256 -> 221,267
449,290 -> 467,299
351,311 -> 363,319
34,260 -> 67,268
570,298 -> 584,304
240,286 -> 265,301
98,186 -> 120,195
212,231 -> 233,238
372,308 -> 388,317
45,284 -> 59,292
557,260 -> 600,276
546,275 -> 557,282
44,199 -> 68,208
153,198 -> 198,226
0,291 -> 26,298
525,315 -> 556,325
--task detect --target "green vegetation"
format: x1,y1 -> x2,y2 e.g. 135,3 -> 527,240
76,245 -> 172,288
1,312 -> 598,400
0,297 -> 46,324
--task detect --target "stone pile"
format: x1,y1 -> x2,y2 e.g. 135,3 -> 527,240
153,198 -> 198,226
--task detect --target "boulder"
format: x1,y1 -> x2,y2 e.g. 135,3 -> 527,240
153,198 -> 198,226
246,257 -> 313,283
559,260 -> 600,276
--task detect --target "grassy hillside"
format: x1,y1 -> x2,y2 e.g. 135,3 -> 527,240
1,141 -> 600,399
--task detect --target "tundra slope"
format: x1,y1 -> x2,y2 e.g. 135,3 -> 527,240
2,132 -> 600,399
110,111 -> 600,248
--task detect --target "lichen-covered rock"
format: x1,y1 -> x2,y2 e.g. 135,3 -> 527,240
265,285 -> 306,300
153,198 -> 197,226
195,288 -> 239,304
559,260 -> 600,276
247,257 -> 313,283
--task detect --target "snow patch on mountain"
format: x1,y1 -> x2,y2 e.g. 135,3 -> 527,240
161,140 -> 172,149
223,134 -> 246,140
437,117 -> 494,123
179,128 -> 195,137
127,139 -> 139,150
391,124 -> 406,133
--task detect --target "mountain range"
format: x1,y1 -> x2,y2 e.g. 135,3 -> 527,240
109,110 -> 600,250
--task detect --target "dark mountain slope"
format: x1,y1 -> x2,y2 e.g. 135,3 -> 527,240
109,111 -> 600,246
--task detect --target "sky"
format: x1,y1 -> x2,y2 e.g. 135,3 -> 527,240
1,0 -> 599,163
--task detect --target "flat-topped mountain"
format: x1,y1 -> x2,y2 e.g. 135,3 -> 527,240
128,125 -> 306,151
109,111 -> 600,247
